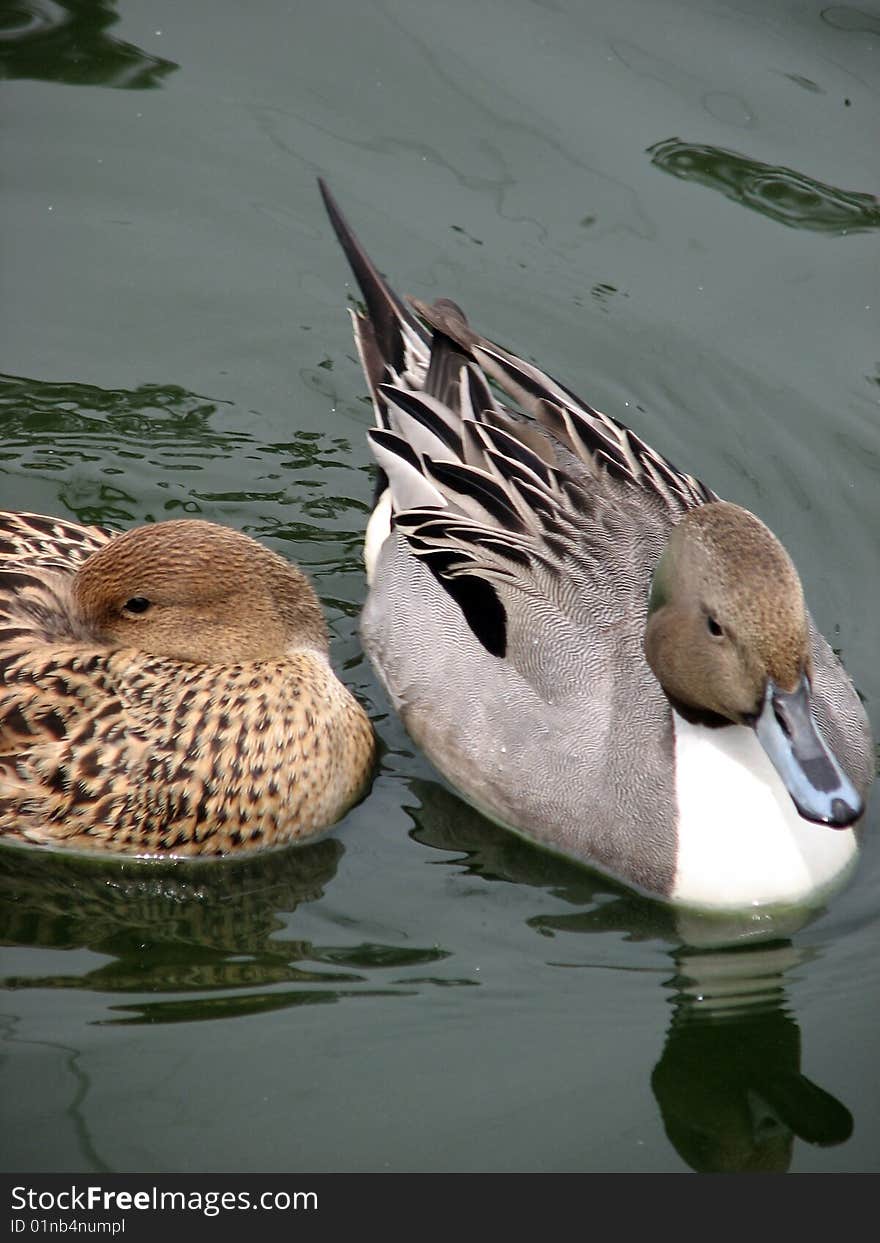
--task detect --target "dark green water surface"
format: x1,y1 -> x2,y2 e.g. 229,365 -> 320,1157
2,0 -> 879,1172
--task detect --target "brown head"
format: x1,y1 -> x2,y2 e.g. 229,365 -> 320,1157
645,501 -> 863,828
72,519 -> 329,663
644,501 -> 810,722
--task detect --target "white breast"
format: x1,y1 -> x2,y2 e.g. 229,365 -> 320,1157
671,712 -> 858,910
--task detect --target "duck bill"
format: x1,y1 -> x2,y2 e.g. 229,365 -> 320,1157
754,676 -> 863,828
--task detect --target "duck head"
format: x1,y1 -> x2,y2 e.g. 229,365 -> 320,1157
72,519 -> 329,663
644,501 -> 863,828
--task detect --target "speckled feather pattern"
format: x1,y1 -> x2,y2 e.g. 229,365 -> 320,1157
0,511 -> 375,856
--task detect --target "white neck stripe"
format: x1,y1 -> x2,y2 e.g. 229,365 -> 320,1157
671,712 -> 857,910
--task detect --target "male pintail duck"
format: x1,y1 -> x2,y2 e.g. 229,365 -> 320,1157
319,179 -> 874,911
0,512 -> 375,855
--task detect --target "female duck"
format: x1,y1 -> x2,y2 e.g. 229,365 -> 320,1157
0,512 -> 375,855
320,180 -> 874,911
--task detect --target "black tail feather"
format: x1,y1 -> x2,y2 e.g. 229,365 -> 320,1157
318,179 -> 427,375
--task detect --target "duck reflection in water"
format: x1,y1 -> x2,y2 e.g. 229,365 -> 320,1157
1,780 -> 856,1169
651,944 -> 852,1172
0,840 -> 345,1009
409,778 -> 854,1173
0,834 -> 450,1024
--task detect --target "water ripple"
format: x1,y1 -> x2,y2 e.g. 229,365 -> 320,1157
649,137 -> 880,234
0,0 -> 177,89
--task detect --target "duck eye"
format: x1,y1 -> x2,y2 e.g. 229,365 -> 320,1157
706,615 -> 723,638
123,597 -> 151,615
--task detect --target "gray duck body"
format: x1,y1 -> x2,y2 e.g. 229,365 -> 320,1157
320,180 -> 873,907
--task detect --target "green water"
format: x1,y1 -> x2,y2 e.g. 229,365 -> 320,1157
1,0 -> 878,1172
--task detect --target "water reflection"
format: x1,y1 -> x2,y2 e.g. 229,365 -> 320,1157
820,6 -> 880,34
0,843 -> 444,1022
648,138 -> 880,234
409,778 -> 853,1172
0,372 -> 368,554
0,372 -> 248,528
0,0 -> 178,89
652,944 -> 852,1171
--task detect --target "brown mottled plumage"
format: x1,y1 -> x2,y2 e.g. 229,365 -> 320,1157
0,512 -> 376,856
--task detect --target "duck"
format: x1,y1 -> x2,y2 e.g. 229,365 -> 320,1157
319,178 -> 875,911
0,511 -> 376,856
